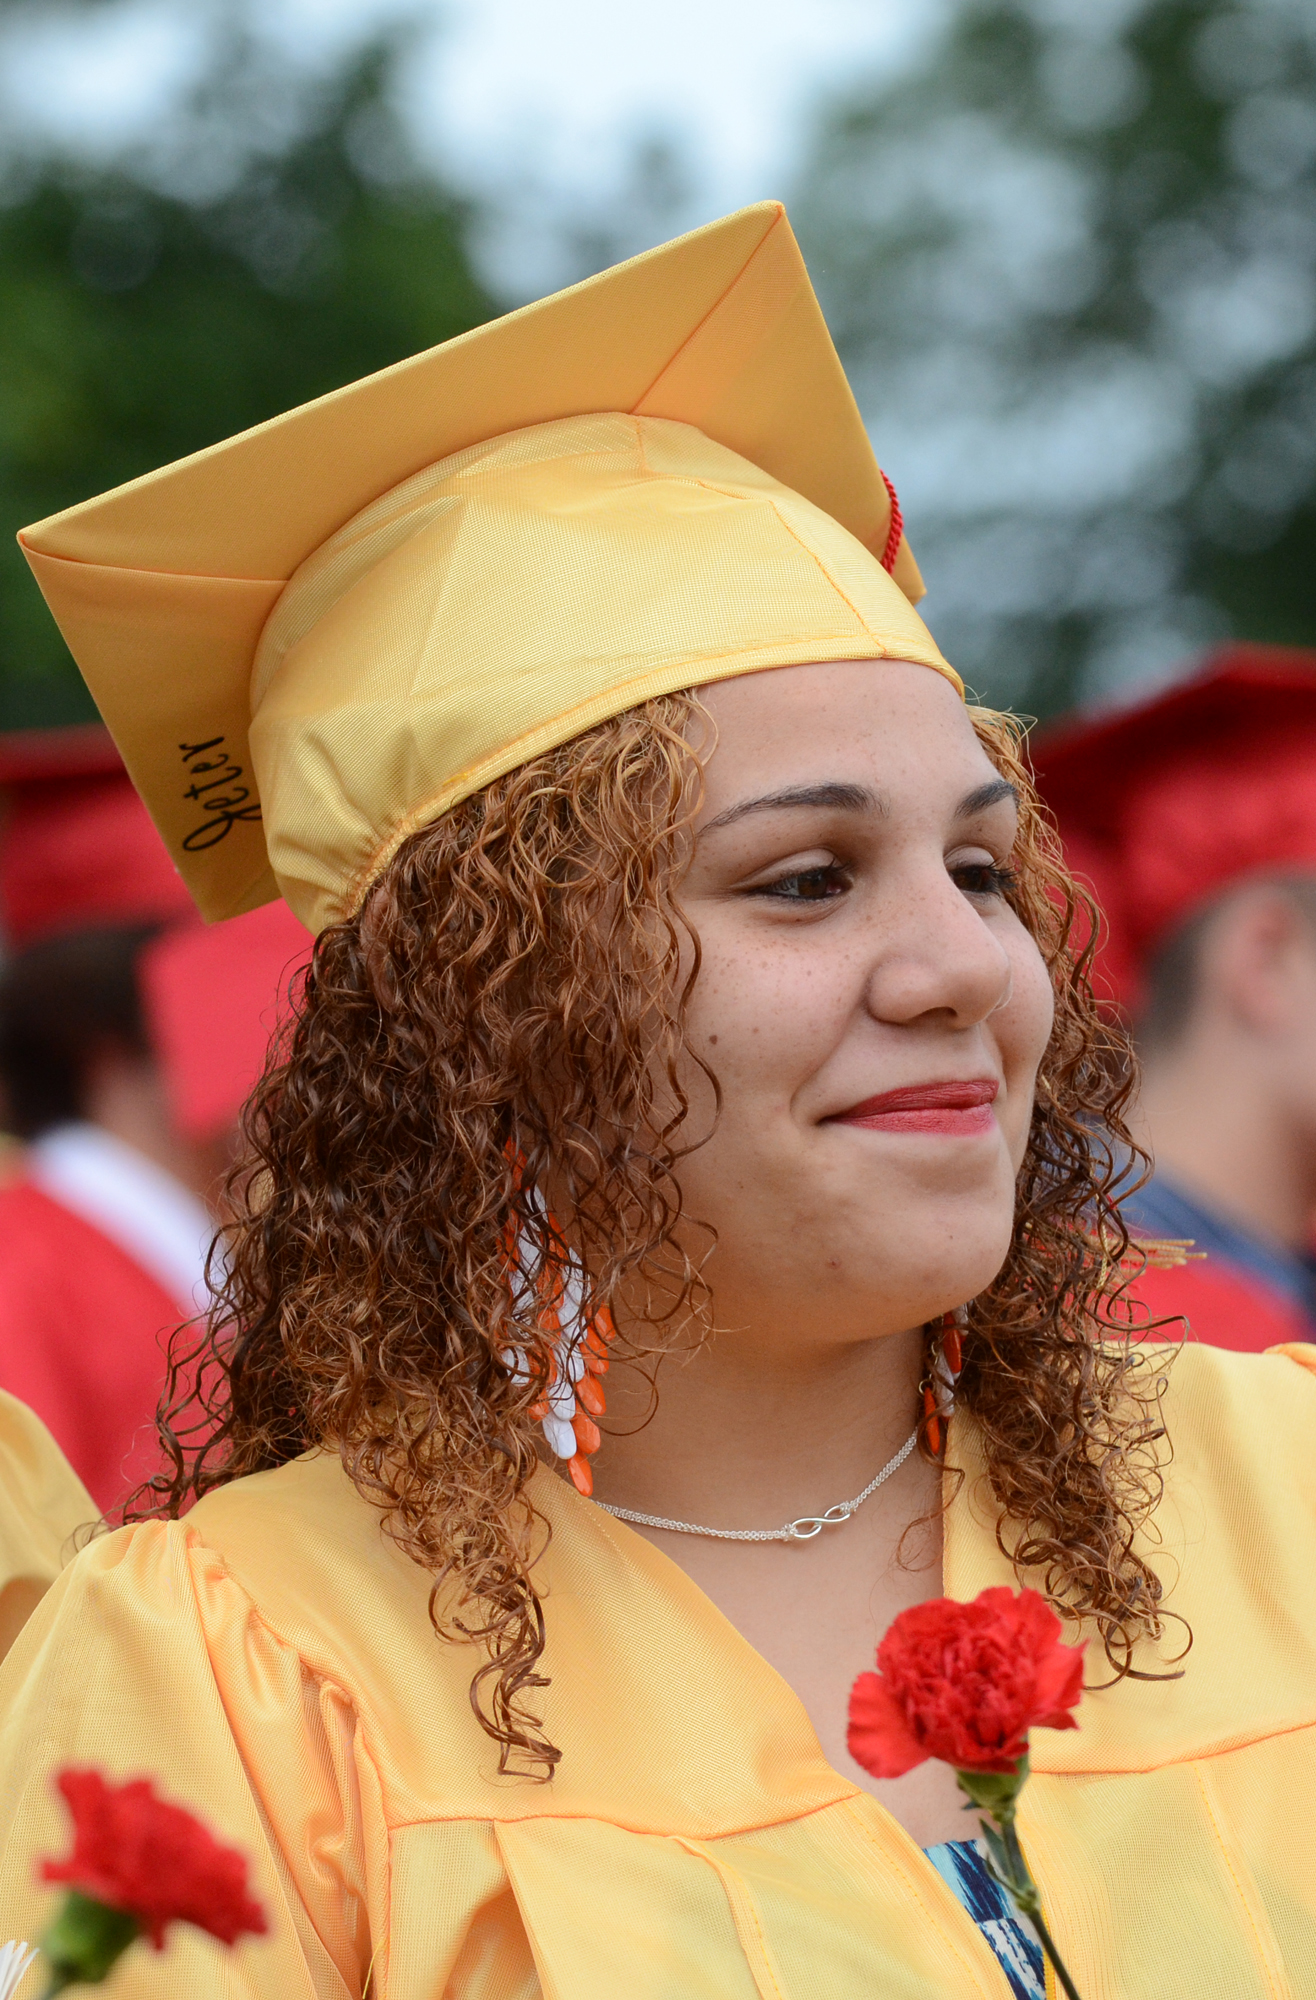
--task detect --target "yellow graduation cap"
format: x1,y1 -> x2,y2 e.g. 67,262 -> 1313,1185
19,201 -> 957,935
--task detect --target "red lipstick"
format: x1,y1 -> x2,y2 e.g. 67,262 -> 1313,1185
828,1079 -> 999,1137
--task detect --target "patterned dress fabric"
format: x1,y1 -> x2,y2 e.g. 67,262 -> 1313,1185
924,1839 -> 1046,1999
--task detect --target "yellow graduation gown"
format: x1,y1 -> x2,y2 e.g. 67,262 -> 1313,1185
1,1342 -> 1314,1997
0,1388 -> 93,1666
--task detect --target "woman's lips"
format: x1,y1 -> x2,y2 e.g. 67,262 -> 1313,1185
827,1079 -> 1000,1137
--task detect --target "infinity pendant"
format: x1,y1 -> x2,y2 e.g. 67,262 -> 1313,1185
785,1504 -> 855,1541
597,1426 -> 919,1542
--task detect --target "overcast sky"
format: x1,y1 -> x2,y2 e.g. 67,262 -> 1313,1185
417,0 -> 934,211
3,0 -> 1275,705
2,0 -> 939,223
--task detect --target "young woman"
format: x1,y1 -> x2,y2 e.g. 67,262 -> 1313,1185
2,205 -> 1314,1998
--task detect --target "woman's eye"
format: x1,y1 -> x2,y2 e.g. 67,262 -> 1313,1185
954,860 -> 1017,899
750,863 -> 850,902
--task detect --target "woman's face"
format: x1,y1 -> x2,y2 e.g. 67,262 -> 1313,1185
672,659 -> 1054,1347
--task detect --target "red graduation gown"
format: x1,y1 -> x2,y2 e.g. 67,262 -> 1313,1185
1130,1256 -> 1311,1354
0,1178 -> 180,1511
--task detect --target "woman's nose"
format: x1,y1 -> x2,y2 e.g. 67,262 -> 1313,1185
861,868 -> 1014,1029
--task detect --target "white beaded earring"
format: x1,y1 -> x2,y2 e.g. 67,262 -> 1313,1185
504,1220 -> 615,1495
923,1306 -> 966,1456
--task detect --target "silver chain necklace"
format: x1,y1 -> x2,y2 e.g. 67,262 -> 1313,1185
593,1425 -> 920,1543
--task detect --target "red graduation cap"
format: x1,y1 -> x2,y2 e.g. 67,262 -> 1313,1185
140,900 -> 313,1143
0,723 -> 312,1139
1031,643 -> 1316,1014
0,722 -> 194,948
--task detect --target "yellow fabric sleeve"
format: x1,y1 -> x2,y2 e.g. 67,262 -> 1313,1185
0,1389 -> 94,1666
1267,1340 -> 1316,1373
0,1521 -> 393,1995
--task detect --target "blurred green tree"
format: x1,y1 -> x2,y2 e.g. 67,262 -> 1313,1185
0,24 -> 496,728
795,0 -> 1316,719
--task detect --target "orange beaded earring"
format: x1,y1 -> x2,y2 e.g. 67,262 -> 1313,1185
504,1216 -> 617,1495
922,1307 -> 966,1458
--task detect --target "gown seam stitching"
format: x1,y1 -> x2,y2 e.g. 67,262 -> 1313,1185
1192,1759 -> 1290,2000
839,1797 -> 1000,1999
671,1834 -> 787,2000
1034,1711 -> 1316,1777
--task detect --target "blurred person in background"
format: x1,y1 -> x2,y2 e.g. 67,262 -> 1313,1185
0,726 -> 309,1508
1033,645 -> 1316,1351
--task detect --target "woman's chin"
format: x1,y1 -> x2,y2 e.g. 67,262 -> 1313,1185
686,1160 -> 1019,1319
708,1225 -> 1013,1336
825,1170 -> 1020,1257
838,1218 -> 1015,1321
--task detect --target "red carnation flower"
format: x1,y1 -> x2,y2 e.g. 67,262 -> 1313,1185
848,1586 -> 1086,1779
40,1768 -> 267,1952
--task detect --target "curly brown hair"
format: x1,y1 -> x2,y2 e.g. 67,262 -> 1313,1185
135,688 -> 1174,1777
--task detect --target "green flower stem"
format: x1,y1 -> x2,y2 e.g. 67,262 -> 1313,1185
39,1891 -> 140,1993
994,1817 -> 1084,2000
955,1765 -> 1085,2000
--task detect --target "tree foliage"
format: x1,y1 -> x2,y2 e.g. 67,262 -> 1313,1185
0,28 -> 496,728
796,0 -> 1316,717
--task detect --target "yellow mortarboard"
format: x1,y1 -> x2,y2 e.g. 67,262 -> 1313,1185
18,201 -> 959,936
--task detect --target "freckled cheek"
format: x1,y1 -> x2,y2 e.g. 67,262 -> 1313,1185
690,944 -> 843,1092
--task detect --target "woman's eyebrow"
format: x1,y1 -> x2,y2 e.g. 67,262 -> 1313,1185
956,777 -> 1018,818
700,781 -> 877,833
